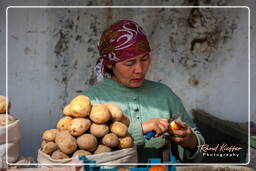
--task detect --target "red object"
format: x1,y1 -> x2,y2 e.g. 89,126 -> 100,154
149,165 -> 168,171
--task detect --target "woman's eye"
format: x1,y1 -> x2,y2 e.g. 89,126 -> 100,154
124,63 -> 134,66
141,57 -> 149,61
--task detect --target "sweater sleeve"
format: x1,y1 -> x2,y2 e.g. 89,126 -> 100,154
173,99 -> 205,162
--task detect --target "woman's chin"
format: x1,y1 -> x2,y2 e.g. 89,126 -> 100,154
128,80 -> 144,88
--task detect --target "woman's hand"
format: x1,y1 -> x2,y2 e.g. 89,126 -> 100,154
142,118 -> 169,136
169,120 -> 197,152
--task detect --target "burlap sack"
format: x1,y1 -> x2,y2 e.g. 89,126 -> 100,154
37,146 -> 137,168
0,120 -> 21,168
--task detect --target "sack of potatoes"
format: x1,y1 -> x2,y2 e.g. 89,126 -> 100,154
0,95 -> 16,126
0,95 -> 21,168
39,95 -> 135,163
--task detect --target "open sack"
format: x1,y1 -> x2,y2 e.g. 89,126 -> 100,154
37,146 -> 137,168
0,120 -> 21,168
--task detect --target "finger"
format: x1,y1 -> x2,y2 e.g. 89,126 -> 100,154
174,120 -> 188,129
158,123 -> 168,133
159,119 -> 169,125
154,126 -> 162,136
169,135 -> 185,145
159,118 -> 169,123
169,129 -> 187,137
159,120 -> 169,131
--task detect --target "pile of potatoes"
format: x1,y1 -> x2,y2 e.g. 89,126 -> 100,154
0,95 -> 16,126
40,95 -> 134,160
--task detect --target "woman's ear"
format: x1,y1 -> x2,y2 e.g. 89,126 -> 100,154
106,64 -> 113,69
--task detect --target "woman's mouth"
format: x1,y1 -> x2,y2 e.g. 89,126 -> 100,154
131,78 -> 143,83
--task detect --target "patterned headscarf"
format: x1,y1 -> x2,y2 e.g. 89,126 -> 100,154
95,20 -> 151,81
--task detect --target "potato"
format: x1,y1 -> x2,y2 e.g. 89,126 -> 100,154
120,114 -> 130,127
0,96 -> 11,114
55,131 -> 77,154
56,116 -> 72,131
70,95 -> 91,118
72,150 -> 92,157
63,104 -> 73,116
0,114 -> 16,126
69,118 -> 91,136
51,150 -> 69,160
110,122 -> 128,137
118,135 -> 134,149
102,133 -> 119,147
42,129 -> 58,141
40,140 -> 47,149
106,103 -> 123,121
89,104 -> 111,124
94,144 -> 112,154
90,123 -> 109,137
41,142 -> 58,155
77,134 -> 97,152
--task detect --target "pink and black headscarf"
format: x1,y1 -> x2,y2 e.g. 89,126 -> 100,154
95,20 -> 151,81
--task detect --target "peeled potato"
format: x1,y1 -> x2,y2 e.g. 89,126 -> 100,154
90,123 -> 109,138
70,95 -> 92,118
120,114 -> 130,127
0,114 -> 16,126
69,118 -> 91,136
170,120 -> 180,130
63,104 -> 73,116
0,96 -> 11,114
41,141 -> 58,155
110,122 -> 128,137
72,150 -> 92,158
118,135 -> 134,149
77,134 -> 98,152
55,131 -> 77,154
94,144 -> 112,154
90,104 -> 111,124
51,150 -> 69,160
56,116 -> 72,131
42,129 -> 58,141
106,103 -> 123,121
102,133 -> 119,147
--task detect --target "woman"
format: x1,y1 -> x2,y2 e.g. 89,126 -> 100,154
83,20 -> 204,163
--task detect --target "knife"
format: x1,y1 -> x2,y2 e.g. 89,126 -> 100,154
144,113 -> 180,140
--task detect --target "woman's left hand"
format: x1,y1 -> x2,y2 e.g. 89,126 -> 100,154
168,120 -> 197,152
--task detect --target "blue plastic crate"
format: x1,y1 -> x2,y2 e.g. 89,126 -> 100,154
79,155 -> 176,171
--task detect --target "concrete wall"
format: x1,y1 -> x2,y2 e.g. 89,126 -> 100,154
0,0 -> 255,160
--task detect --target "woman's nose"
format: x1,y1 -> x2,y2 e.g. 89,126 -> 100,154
134,62 -> 143,74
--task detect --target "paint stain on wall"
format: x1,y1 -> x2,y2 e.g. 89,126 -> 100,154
188,75 -> 200,86
24,47 -> 31,55
167,7 -> 238,86
11,35 -> 19,40
52,9 -> 100,107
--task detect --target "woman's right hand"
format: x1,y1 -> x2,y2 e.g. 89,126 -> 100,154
141,118 -> 169,137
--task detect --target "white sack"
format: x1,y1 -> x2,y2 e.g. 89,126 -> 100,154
0,120 -> 21,168
37,146 -> 137,168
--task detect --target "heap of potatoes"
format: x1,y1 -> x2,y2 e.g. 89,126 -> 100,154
0,95 -> 16,126
40,95 -> 134,160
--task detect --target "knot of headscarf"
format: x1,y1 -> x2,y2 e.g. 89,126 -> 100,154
95,20 -> 151,81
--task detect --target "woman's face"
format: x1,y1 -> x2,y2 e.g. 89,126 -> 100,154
107,53 -> 151,88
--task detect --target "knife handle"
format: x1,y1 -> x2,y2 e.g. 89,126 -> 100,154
144,131 -> 156,140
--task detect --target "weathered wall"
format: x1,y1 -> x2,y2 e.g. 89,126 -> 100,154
0,0 -> 255,160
